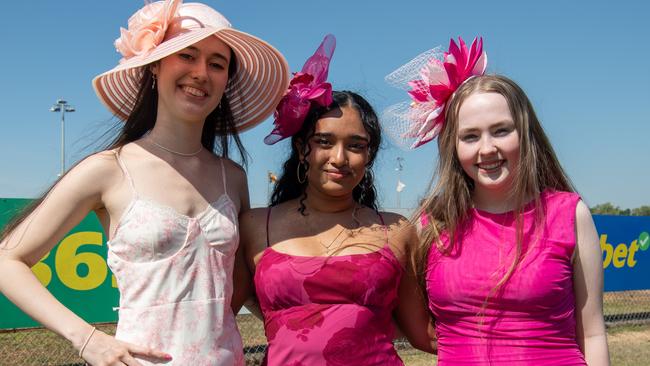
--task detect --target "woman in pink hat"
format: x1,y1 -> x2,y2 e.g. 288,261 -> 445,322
0,1 -> 289,365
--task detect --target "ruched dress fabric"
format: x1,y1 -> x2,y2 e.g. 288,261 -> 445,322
107,153 -> 245,365
426,190 -> 587,365
254,210 -> 405,366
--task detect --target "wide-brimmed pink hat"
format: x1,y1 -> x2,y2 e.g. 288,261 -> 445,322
93,0 -> 289,131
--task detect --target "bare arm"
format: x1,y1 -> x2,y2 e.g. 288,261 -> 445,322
239,207 -> 269,321
393,220 -> 437,353
231,164 -> 252,314
0,153 -> 169,365
573,200 -> 610,365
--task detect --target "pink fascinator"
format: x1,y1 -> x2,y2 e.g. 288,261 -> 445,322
383,37 -> 487,149
264,34 -> 336,145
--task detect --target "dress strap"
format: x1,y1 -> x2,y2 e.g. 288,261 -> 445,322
266,207 -> 272,247
219,158 -> 227,194
376,211 -> 389,244
113,150 -> 137,197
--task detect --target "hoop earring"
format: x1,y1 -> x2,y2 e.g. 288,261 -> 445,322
151,74 -> 157,90
296,161 -> 307,184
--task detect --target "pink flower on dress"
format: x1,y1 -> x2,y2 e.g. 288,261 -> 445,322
303,259 -> 368,304
322,326 -> 386,366
114,0 -> 182,60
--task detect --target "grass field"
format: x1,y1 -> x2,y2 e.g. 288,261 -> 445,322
2,294 -> 649,366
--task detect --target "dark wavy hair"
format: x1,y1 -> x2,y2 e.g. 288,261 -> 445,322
1,51 -> 246,245
270,90 -> 381,213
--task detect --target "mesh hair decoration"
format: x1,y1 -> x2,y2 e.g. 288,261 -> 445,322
383,36 -> 487,149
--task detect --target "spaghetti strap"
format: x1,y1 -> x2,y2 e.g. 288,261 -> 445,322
113,150 -> 137,196
266,207 -> 272,247
219,158 -> 227,194
376,211 -> 389,244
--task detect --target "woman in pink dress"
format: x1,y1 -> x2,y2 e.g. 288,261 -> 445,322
0,1 -> 289,365
386,37 -> 610,365
240,35 -> 429,366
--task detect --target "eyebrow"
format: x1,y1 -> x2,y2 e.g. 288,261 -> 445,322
313,132 -> 370,142
185,46 -> 229,62
458,120 -> 514,134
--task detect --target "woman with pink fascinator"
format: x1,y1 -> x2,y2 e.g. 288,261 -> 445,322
386,37 -> 610,365
0,1 -> 289,365
239,34 -> 424,365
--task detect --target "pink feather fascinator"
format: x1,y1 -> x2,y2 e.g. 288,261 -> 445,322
264,34 -> 336,145
382,36 -> 487,149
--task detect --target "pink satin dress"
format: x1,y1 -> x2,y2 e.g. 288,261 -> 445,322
426,190 -> 587,365
254,209 -> 404,366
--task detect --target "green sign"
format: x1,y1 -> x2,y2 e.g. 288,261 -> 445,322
0,198 -> 119,329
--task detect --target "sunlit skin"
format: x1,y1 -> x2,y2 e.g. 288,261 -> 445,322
298,106 -> 370,212
152,36 -> 231,126
456,92 -> 520,211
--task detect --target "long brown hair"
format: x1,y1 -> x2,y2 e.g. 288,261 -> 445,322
412,75 -> 575,297
1,52 -> 244,246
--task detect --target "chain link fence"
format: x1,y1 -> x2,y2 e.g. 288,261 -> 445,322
1,291 -> 649,365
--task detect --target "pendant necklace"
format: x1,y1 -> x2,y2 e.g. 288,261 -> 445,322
306,205 -> 362,255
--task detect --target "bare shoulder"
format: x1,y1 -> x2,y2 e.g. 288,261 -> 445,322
377,210 -> 417,259
219,157 -> 247,180
239,207 -> 270,245
575,200 -> 594,224
240,207 -> 269,228
378,211 -> 416,237
574,200 -> 598,245
240,207 -> 270,259
60,150 -> 123,199
378,211 -> 409,226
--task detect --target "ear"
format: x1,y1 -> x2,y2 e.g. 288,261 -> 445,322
150,62 -> 160,77
294,138 -> 306,161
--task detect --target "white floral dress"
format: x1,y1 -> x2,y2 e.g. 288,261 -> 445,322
106,153 -> 245,365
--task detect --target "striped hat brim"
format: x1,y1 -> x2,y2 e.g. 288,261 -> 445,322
92,26 -> 289,131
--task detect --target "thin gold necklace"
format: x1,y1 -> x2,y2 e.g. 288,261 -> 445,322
305,205 -> 362,255
148,137 -> 203,157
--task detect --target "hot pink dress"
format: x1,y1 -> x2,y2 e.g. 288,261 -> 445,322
426,190 -> 587,365
254,209 -> 404,366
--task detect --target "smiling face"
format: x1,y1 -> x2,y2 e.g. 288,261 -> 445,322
152,36 -> 231,124
455,92 -> 520,195
302,105 -> 371,198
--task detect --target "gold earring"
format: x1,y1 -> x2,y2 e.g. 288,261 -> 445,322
296,160 -> 307,184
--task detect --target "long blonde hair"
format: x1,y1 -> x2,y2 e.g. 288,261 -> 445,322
412,75 -> 575,297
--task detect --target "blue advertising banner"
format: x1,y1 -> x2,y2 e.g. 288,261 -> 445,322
594,215 -> 650,292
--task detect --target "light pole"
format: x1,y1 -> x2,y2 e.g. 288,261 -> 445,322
50,99 -> 75,177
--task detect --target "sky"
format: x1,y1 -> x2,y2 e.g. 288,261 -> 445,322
0,0 -> 648,210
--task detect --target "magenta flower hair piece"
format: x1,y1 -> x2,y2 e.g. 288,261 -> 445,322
382,36 -> 487,149
264,34 -> 336,145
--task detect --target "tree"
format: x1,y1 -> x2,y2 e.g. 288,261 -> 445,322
590,202 -> 622,215
631,205 -> 650,216
590,203 -> 650,216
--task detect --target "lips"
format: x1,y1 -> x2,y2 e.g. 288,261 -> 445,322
180,85 -> 208,97
324,169 -> 350,179
477,160 -> 505,172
